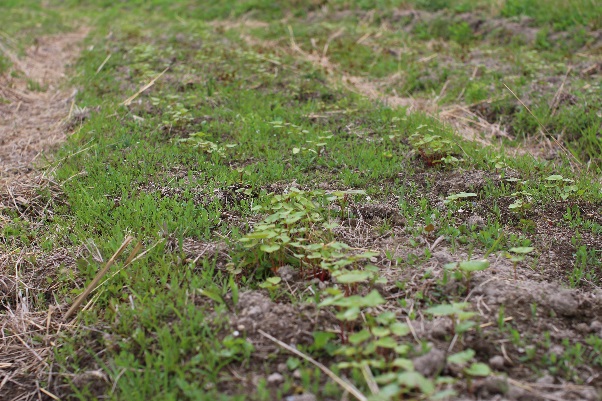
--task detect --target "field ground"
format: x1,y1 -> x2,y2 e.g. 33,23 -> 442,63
1,1 -> 601,400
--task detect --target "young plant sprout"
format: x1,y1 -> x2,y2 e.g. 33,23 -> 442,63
507,247 -> 534,280
447,348 -> 492,390
508,191 -> 532,217
545,174 -> 579,200
444,259 -> 490,293
444,192 -> 477,204
425,302 -> 476,335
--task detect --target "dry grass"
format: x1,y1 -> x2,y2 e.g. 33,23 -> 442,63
1,26 -> 89,401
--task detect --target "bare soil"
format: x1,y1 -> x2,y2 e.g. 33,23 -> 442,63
0,28 -> 88,185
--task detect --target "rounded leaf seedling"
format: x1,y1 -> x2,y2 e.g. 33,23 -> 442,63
445,259 -> 489,293
507,247 -> 534,280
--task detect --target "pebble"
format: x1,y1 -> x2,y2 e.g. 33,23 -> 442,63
412,348 -> 445,376
432,250 -> 454,265
267,372 -> 284,385
277,265 -> 297,282
590,320 -> 602,335
489,355 -> 505,370
467,214 -> 486,229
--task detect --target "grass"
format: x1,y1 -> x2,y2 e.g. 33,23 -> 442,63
1,0 -> 602,400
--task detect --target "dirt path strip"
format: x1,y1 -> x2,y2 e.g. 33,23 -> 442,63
0,27 -> 89,187
0,27 -> 88,401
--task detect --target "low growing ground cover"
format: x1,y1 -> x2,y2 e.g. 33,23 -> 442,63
1,1 -> 601,400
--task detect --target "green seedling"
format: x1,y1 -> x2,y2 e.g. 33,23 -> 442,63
177,132 -> 236,157
292,135 -> 333,156
507,247 -> 534,280
258,276 -> 282,299
326,189 -> 366,218
490,156 -> 507,170
449,22 -> 474,54
425,302 -> 476,334
444,259 -> 490,293
319,288 -> 386,343
374,370 -> 438,399
509,191 -> 533,217
447,349 -> 493,391
235,167 -> 252,182
444,192 -> 477,206
408,129 -> 459,167
545,175 -> 580,200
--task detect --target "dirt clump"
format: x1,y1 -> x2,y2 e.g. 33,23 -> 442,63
231,291 -> 323,351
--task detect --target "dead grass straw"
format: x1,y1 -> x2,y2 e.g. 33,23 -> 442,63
121,67 -> 169,106
258,329 -> 368,401
63,236 -> 137,321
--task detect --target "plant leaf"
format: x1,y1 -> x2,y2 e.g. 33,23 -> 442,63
465,362 -> 492,377
458,259 -> 489,272
260,244 -> 280,253
509,246 -> 534,254
447,349 -> 475,365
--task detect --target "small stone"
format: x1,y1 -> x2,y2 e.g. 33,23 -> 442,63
575,323 -> 589,334
507,383 -> 527,400
489,355 -> 505,370
251,375 -> 262,386
267,372 -> 284,385
430,318 -> 452,340
548,290 -> 579,317
432,250 -> 453,265
292,369 -> 302,379
278,265 -> 298,282
467,214 -> 486,229
549,345 -> 564,356
277,363 -> 287,373
285,393 -> 317,401
476,376 -> 508,397
579,387 -> 600,401
412,348 -> 445,376
246,306 -> 263,318
590,320 -> 602,334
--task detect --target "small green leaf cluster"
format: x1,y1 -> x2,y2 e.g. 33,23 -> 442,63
508,190 -> 533,216
292,135 -> 332,155
444,192 -> 477,205
545,174 -> 580,200
447,349 -> 492,386
177,132 -> 237,157
236,189 -> 372,276
444,259 -> 490,293
409,127 -> 460,167
449,22 -> 474,49
506,246 -> 534,279
163,102 -> 193,128
425,302 -> 478,334
320,295 -> 459,400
